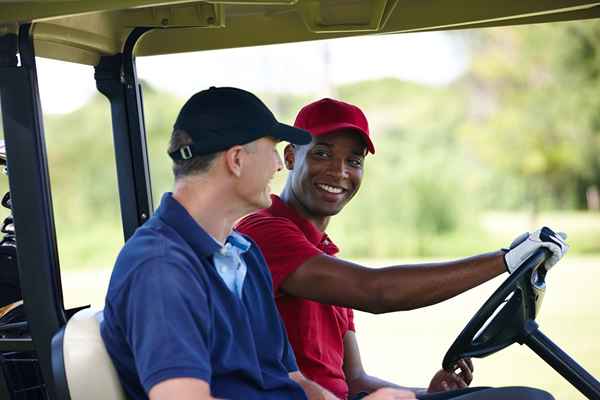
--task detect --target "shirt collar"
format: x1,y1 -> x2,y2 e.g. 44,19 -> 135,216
154,193 -> 221,257
213,231 -> 252,257
266,194 -> 329,247
227,231 -> 251,252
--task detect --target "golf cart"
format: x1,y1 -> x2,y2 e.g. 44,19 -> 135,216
1,1 -> 600,399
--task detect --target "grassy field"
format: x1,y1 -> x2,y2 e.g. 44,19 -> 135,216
353,256 -> 600,399
61,256 -> 600,399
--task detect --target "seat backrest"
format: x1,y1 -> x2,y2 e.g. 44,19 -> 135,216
52,308 -> 126,400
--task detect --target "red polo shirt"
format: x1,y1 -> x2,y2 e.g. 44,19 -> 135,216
236,195 -> 355,400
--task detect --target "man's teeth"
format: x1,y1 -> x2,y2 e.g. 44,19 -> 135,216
318,184 -> 343,194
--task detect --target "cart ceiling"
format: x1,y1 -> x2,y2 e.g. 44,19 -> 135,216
1,0 -> 600,65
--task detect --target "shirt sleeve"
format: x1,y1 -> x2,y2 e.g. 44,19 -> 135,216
347,308 -> 355,332
237,217 -> 322,294
115,258 -> 212,393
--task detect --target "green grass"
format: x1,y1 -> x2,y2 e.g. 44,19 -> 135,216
481,211 -> 600,254
332,210 -> 600,259
353,256 -> 600,399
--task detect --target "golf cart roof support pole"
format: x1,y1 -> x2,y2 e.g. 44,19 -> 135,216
522,321 -> 600,399
0,24 -> 66,399
95,27 -> 154,242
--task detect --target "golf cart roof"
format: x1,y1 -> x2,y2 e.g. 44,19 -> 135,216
2,0 -> 600,65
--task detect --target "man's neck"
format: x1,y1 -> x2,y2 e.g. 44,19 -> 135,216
173,177 -> 245,243
279,185 -> 330,232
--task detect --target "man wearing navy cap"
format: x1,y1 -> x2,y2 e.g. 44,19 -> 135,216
237,98 -> 568,400
100,88 -> 414,400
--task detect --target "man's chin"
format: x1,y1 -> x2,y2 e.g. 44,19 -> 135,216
312,204 -> 343,217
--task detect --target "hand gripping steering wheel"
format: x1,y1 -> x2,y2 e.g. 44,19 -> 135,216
442,248 -> 549,371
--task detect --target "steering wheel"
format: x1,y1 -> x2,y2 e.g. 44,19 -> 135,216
442,248 -> 550,371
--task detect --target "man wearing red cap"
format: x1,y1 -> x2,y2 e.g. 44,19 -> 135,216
236,98 -> 567,400
102,88 -> 415,400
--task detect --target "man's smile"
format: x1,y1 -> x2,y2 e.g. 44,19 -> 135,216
315,182 -> 346,195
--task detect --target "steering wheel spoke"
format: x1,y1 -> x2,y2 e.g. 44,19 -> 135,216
442,249 -> 550,370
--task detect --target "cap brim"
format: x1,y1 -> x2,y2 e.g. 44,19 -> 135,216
310,122 -> 375,154
273,122 -> 312,145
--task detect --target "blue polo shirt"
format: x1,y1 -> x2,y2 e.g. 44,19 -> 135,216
100,193 -> 306,400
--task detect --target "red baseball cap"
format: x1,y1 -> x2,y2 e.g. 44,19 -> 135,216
293,98 -> 375,154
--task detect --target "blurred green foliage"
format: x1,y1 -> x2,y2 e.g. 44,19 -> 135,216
1,20 -> 600,269
459,22 -> 600,211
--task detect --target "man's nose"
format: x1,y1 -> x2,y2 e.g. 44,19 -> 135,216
327,157 -> 348,178
275,151 -> 283,172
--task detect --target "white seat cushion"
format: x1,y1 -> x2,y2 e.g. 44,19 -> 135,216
62,308 -> 126,400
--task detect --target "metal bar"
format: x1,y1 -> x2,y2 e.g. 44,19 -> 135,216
524,327 -> 600,400
95,27 -> 153,241
0,338 -> 35,352
0,25 -> 64,399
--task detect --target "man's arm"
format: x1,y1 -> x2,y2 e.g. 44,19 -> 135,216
343,332 -> 472,397
281,251 -> 506,314
149,378 -> 221,400
342,331 -> 426,397
290,371 -> 416,400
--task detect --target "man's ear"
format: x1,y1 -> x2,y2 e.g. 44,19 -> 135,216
283,144 -> 296,171
224,145 -> 244,177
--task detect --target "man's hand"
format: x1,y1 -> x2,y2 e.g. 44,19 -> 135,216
504,227 -> 568,273
427,358 -> 473,393
363,388 -> 416,399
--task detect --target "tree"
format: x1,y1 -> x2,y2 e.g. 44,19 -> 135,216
459,21 -> 600,210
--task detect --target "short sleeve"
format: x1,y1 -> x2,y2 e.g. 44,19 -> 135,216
114,259 -> 212,393
346,308 -> 355,332
237,217 -> 322,294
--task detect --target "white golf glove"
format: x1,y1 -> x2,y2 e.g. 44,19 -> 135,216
503,227 -> 569,274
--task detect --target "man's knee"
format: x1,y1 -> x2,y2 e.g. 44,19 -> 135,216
520,387 -> 554,400
438,386 -> 554,400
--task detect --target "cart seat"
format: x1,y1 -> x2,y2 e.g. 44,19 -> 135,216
51,308 -> 126,400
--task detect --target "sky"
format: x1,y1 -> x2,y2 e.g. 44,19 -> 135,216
36,31 -> 468,114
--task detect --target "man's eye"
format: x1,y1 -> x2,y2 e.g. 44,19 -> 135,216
348,159 -> 362,167
313,150 -> 329,158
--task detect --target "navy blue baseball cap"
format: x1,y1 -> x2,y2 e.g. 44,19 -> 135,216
169,86 -> 311,161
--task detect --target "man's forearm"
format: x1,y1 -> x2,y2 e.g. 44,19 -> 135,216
364,251 -> 506,313
347,373 -> 426,398
281,251 -> 506,315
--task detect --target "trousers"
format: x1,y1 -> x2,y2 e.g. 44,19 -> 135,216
352,387 -> 554,400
